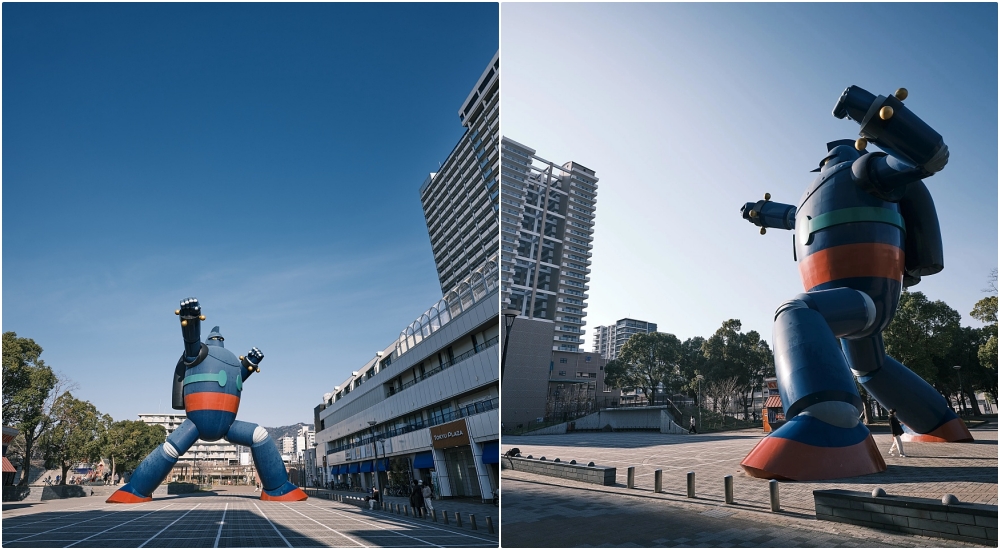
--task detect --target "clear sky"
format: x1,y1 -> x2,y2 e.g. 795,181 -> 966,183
3,3 -> 499,427
502,3 -> 998,351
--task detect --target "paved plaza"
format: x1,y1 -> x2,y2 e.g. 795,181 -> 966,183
501,421 -> 997,547
2,486 -> 499,548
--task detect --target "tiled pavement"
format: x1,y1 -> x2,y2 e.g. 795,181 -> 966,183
501,422 -> 997,547
2,486 -> 499,547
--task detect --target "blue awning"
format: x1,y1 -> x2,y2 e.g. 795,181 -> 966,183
413,451 -> 435,469
330,466 -> 339,475
360,460 -> 373,473
481,441 -> 499,464
376,458 -> 389,472
337,465 -> 347,475
348,462 -> 360,474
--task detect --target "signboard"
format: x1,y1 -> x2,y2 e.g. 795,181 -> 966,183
429,419 -> 470,449
765,377 -> 778,393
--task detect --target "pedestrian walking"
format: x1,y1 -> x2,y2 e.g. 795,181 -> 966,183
688,416 -> 697,434
410,480 -> 425,517
421,480 -> 434,512
888,409 -> 906,457
369,487 -> 381,510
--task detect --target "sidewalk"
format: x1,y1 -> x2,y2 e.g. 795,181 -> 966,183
305,487 -> 500,524
501,422 -> 997,547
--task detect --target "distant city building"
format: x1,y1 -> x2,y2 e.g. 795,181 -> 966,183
500,138 -> 600,429
592,318 -> 658,360
138,413 -> 251,484
500,137 -> 598,353
138,413 -> 239,465
421,51 -> 499,296
546,351 -> 620,422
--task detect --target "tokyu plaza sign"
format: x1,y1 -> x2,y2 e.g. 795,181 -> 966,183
430,419 -> 470,449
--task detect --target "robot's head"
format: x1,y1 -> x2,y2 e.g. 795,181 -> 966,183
206,326 -> 225,348
812,139 -> 864,174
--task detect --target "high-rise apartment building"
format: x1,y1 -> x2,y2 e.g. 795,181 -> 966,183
421,52 -> 500,294
500,137 -> 599,352
592,318 -> 658,360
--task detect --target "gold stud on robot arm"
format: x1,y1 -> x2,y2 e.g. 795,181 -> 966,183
880,106 -> 894,120
855,137 -> 868,151
764,193 -> 771,201
175,310 -> 180,315
199,315 -> 206,321
760,227 -> 767,235
894,88 -> 908,101
181,320 -> 188,327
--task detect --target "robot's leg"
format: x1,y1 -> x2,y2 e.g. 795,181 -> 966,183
742,289 -> 886,480
227,420 -> 307,501
107,419 -> 200,503
845,336 -> 973,443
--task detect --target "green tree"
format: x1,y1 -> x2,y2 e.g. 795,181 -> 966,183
701,320 -> 772,419
970,295 -> 997,371
605,332 -> 682,406
676,337 -> 708,405
2,332 -> 59,486
882,291 -> 961,385
40,393 -> 105,485
100,419 -> 166,483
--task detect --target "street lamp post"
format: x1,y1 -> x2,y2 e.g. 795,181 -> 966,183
501,309 -> 519,381
367,420 -> 380,497
695,374 -> 704,431
953,365 -> 965,417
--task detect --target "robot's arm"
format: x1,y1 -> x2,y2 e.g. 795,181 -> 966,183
834,86 -> 949,200
240,347 -> 264,382
741,193 -> 796,234
898,180 -> 944,287
176,297 -> 206,361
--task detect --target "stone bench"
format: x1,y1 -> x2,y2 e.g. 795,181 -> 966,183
502,455 -> 616,486
814,489 -> 997,546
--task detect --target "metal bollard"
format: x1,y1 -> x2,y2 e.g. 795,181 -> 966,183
769,479 -> 780,511
724,475 -> 734,504
687,471 -> 695,498
486,516 -> 494,534
470,514 -> 478,530
432,509 -> 438,522
443,510 -> 449,525
404,505 -> 410,516
627,466 -> 635,489
654,469 -> 662,493
455,512 -> 463,527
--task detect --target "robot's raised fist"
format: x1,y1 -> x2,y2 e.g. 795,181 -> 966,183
176,298 -> 206,325
242,347 -> 264,373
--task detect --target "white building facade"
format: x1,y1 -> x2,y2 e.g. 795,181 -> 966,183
314,261 -> 500,501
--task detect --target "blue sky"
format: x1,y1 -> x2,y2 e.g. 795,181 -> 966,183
502,3 -> 998,349
3,3 -> 499,427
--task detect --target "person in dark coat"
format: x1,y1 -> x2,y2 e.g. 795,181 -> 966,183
888,409 -> 906,457
409,480 -> 425,517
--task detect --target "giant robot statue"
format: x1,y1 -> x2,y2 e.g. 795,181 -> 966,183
738,86 -> 973,481
108,298 -> 307,502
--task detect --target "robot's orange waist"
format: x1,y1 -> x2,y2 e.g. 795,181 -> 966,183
185,392 -> 240,414
799,243 -> 903,291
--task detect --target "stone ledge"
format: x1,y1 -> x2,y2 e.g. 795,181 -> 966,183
502,456 -> 616,486
814,489 -> 997,546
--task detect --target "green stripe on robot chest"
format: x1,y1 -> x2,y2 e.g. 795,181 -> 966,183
184,370 -> 242,391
